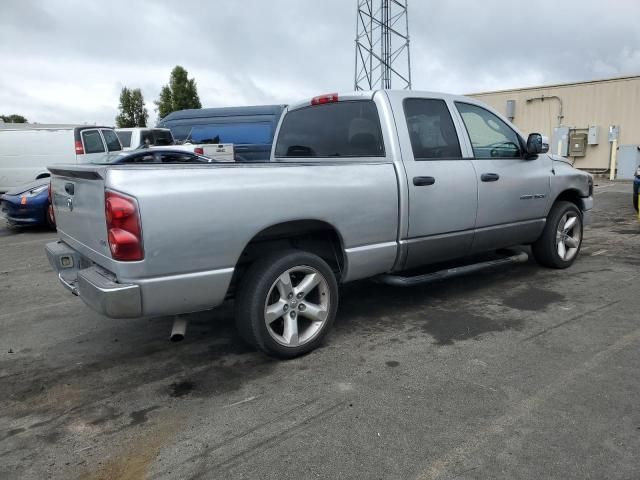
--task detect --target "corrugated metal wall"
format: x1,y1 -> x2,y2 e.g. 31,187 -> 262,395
469,76 -> 640,170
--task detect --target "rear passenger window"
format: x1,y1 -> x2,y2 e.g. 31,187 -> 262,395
140,130 -> 153,146
152,129 -> 174,146
101,129 -> 122,152
116,131 -> 132,148
275,101 -> 384,158
82,130 -> 105,154
403,99 -> 462,160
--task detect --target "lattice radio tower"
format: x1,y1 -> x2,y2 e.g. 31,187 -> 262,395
354,0 -> 411,91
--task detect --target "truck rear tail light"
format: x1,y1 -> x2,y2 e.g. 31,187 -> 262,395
75,140 -> 85,155
105,191 -> 144,261
194,147 -> 204,155
311,93 -> 339,105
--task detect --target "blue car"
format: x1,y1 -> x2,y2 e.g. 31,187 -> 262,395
634,166 -> 640,213
0,178 -> 55,229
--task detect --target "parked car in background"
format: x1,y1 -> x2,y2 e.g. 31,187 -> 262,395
116,126 -> 235,161
0,124 -> 122,192
47,90 -> 593,359
157,105 -> 285,162
115,127 -> 174,150
0,178 -> 54,229
634,165 -> 640,213
91,149 -> 214,165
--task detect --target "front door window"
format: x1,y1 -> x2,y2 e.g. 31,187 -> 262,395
456,102 -> 522,159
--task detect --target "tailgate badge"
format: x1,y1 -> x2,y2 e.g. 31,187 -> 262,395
67,197 -> 74,211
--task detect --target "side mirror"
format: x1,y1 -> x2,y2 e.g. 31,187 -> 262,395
526,133 -> 549,156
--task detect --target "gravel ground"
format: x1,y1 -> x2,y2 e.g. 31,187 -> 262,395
0,180 -> 638,480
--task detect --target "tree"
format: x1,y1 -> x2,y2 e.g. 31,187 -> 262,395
0,114 -> 28,123
115,87 -> 148,128
155,66 -> 202,119
156,86 -> 173,120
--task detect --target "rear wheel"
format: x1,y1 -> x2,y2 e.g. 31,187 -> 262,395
532,201 -> 583,269
45,203 -> 56,230
235,250 -> 338,359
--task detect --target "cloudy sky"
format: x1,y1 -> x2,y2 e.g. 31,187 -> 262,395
1,0 -> 639,125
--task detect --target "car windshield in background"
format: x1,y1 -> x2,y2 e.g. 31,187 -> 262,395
90,151 -> 212,164
274,101 -> 385,157
187,122 -> 272,145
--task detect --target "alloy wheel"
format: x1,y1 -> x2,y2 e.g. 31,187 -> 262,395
263,266 -> 330,347
555,212 -> 582,261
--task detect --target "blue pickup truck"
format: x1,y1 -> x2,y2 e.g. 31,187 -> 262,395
157,105 -> 285,162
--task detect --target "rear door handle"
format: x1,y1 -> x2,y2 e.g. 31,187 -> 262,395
413,176 -> 436,186
481,173 -> 500,182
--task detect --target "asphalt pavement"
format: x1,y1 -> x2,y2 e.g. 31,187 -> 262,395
0,180 -> 638,480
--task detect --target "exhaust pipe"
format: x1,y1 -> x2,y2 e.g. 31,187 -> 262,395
170,316 -> 188,342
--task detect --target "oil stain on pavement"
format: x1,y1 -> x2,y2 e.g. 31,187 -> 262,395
502,286 -> 564,311
417,310 -> 523,345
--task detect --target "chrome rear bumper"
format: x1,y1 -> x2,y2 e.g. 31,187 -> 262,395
46,241 -> 142,318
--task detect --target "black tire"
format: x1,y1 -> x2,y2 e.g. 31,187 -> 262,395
45,202 -> 56,230
532,201 -> 583,269
235,249 -> 339,359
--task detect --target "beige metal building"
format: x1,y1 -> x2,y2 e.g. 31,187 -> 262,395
469,75 -> 640,173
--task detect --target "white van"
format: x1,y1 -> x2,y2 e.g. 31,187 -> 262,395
0,124 -> 122,192
115,128 -> 174,150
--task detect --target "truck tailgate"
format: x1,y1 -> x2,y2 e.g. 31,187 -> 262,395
49,165 -> 111,263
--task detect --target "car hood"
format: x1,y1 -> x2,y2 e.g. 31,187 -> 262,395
3,178 -> 50,196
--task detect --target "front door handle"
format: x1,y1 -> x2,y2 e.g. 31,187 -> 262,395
481,173 -> 500,182
413,176 -> 436,186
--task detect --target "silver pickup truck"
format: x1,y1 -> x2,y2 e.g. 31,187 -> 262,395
46,90 -> 593,358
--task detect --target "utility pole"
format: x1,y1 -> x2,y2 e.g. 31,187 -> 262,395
354,0 -> 411,91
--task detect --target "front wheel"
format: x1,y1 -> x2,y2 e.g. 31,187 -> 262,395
532,201 -> 583,269
235,250 -> 339,359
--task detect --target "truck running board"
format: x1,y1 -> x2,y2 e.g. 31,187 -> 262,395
375,250 -> 529,287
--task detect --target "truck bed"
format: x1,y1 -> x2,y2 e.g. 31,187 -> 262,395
49,161 -> 400,316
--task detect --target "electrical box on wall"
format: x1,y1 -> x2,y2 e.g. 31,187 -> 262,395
608,125 -> 620,142
616,145 -> 640,179
506,100 -> 515,121
588,126 -> 599,145
569,132 -> 588,157
552,126 -> 570,156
